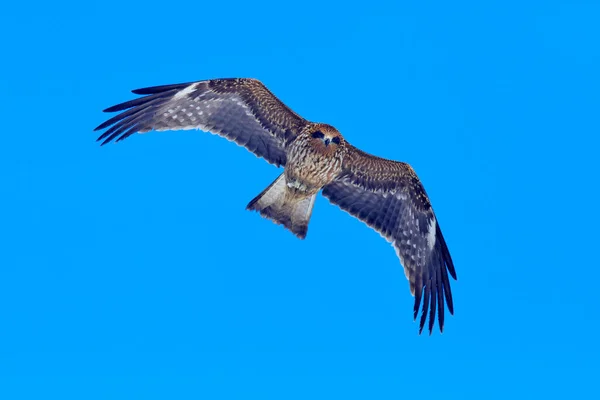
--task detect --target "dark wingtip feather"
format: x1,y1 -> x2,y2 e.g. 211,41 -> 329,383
100,134 -> 115,146
413,281 -> 423,321
418,284 -> 430,335
428,282 -> 437,335
131,82 -> 193,95
96,124 -> 120,142
113,125 -> 140,144
103,98 -> 146,113
104,103 -> 128,113
440,255 -> 454,316
437,271 -> 445,333
94,120 -> 111,132
100,120 -> 140,145
437,223 -> 457,280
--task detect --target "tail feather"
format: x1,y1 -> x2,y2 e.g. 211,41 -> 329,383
247,174 -> 316,239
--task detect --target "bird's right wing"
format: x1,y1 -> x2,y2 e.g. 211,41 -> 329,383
322,145 -> 456,334
94,78 -> 308,167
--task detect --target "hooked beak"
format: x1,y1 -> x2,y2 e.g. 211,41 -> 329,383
324,138 -> 331,147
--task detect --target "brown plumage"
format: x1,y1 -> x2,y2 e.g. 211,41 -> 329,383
94,78 -> 457,334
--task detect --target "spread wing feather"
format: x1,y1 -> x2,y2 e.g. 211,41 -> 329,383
94,78 -> 307,167
322,145 -> 456,334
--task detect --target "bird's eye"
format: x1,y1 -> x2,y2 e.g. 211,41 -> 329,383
331,136 -> 341,145
311,131 -> 325,139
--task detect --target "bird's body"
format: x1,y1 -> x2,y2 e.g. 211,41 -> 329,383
95,78 -> 457,334
247,123 -> 347,239
286,124 -> 347,193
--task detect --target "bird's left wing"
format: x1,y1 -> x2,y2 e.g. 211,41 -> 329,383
321,145 -> 457,334
94,78 -> 307,167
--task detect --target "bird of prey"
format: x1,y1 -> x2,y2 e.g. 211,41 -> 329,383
95,78 -> 457,334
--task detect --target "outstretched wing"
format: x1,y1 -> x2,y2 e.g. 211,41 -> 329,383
322,145 -> 457,334
94,78 -> 308,167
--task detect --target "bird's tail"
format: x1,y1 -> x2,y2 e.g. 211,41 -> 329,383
246,173 -> 316,239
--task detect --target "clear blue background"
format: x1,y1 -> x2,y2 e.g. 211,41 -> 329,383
1,0 -> 599,398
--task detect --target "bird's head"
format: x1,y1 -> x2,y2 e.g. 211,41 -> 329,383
307,124 -> 344,154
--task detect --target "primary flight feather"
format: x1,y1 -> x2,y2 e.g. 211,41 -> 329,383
95,78 -> 457,334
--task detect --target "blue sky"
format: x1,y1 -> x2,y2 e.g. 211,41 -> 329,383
1,0 -> 599,398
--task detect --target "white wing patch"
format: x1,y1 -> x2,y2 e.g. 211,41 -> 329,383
426,216 -> 437,250
172,82 -> 199,101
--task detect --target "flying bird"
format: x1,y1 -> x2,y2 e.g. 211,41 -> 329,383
95,78 -> 457,334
